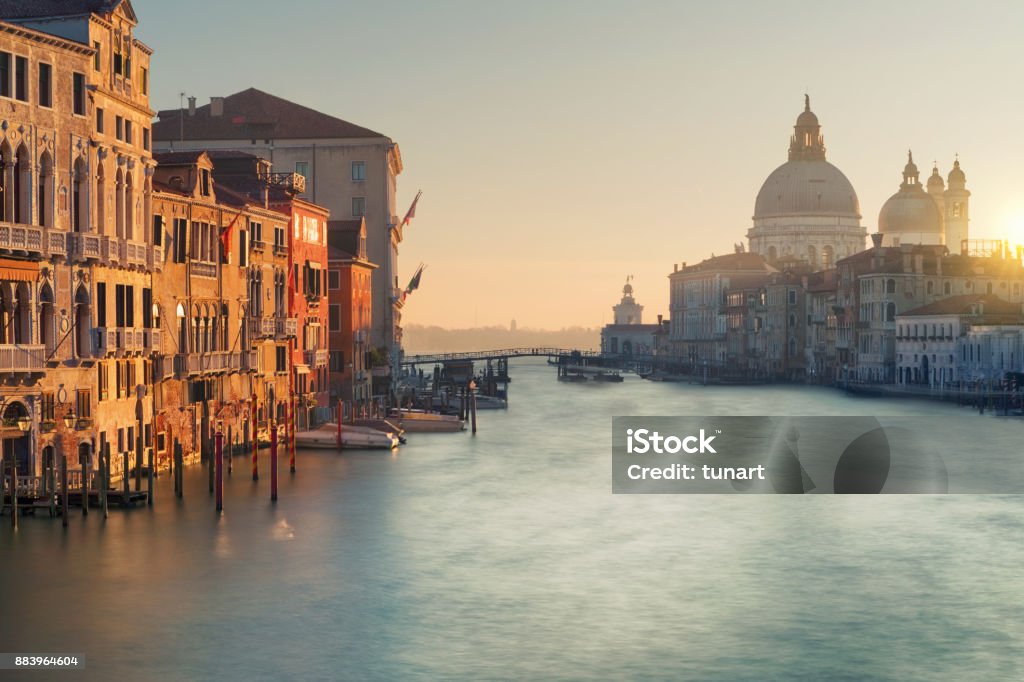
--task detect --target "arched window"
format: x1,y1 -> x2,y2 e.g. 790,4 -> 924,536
96,162 -> 106,235
73,157 -> 87,232
115,167 -> 125,238
39,283 -> 55,354
176,302 -> 187,351
885,303 -> 896,322
0,141 -> 11,221
822,245 -> 835,270
124,171 -> 134,241
807,245 -> 817,267
74,285 -> 91,358
14,144 -> 30,224
12,282 -> 31,344
38,151 -> 54,227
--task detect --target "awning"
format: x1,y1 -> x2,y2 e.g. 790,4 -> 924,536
0,258 -> 38,283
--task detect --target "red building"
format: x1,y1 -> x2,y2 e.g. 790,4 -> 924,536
327,219 -> 376,414
272,198 -> 330,428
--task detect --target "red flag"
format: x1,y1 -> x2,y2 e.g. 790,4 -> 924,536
401,190 -> 422,227
220,212 -> 242,258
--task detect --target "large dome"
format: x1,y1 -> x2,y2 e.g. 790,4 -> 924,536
878,151 -> 943,236
878,192 -> 942,234
754,160 -> 861,219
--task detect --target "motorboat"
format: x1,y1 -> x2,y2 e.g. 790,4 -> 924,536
351,418 -> 407,444
592,372 -> 624,383
388,410 -> 466,433
295,423 -> 399,450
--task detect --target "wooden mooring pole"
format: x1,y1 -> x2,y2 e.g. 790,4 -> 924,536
48,451 -> 56,518
60,455 -> 69,528
270,423 -> 279,503
174,442 -> 183,499
135,434 -> 142,492
147,447 -> 154,506
81,449 -> 89,517
102,444 -> 110,519
227,425 -> 233,476
471,389 -> 478,435
336,402 -> 343,451
11,459 -> 18,530
289,393 -> 297,474
251,413 -> 259,482
215,430 -> 224,513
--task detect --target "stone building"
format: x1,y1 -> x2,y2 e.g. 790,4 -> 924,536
748,96 -> 866,268
601,278 -> 661,356
895,294 -> 1022,387
151,89 -> 404,381
327,218 -> 375,412
668,252 -> 777,367
1,0 -> 157,480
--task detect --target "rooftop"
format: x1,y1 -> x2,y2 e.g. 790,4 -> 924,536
898,294 -> 1022,318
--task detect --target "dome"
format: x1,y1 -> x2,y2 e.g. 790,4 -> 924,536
754,159 -> 861,218
927,165 -> 944,192
948,159 -> 966,187
878,192 -> 942,234
796,109 -> 819,127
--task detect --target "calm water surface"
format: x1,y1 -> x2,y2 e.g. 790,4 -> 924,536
2,360 -> 1023,681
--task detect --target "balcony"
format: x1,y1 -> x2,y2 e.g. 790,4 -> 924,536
263,171 -> 306,195
248,317 -> 276,339
241,350 -> 259,372
0,223 -> 44,258
276,317 -> 297,339
70,233 -> 104,262
154,354 -> 175,381
272,243 -> 287,258
115,328 -> 145,354
93,328 -> 117,357
252,239 -> 266,252
145,329 -> 162,353
149,245 -> 164,272
120,240 -> 148,269
192,261 -> 217,278
174,351 -> 244,377
304,349 -> 329,367
46,229 -> 67,258
0,344 -> 45,373
103,236 -> 120,265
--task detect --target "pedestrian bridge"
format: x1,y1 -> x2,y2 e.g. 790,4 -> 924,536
401,347 -> 604,367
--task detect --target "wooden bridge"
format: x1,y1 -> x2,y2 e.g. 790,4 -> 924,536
401,347 -> 606,367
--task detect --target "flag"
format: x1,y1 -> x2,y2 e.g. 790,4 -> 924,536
404,264 -> 425,295
401,190 -> 422,227
220,211 -> 243,258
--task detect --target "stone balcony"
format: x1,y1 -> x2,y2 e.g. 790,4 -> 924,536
93,328 -> 117,357
148,245 -> 164,272
0,223 -> 69,260
241,350 -> 259,372
275,317 -> 297,339
120,240 -> 148,269
145,329 -> 162,353
304,349 -> 329,367
174,350 -> 245,377
115,328 -> 145,355
0,344 -> 45,373
248,317 -> 276,339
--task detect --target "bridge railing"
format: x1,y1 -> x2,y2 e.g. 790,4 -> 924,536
402,347 -> 605,366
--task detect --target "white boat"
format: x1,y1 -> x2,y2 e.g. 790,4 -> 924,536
295,424 -> 399,450
388,410 -> 466,433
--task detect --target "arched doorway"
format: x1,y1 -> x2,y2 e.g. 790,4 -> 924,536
2,401 -> 32,476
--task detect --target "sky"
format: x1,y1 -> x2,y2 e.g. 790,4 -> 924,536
136,0 -> 1024,329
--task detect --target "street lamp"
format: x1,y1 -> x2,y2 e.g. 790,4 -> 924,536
62,409 -> 77,430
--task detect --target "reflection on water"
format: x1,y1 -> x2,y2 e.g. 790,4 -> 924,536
2,360 -> 1022,681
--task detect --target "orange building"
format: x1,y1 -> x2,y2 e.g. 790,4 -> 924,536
327,219 -> 376,413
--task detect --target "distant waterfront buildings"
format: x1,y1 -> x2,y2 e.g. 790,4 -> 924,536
600,279 -> 662,356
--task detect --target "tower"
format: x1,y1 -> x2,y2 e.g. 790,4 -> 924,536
613,277 -> 643,325
943,158 -> 970,252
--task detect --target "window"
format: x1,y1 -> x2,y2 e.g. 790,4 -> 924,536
250,221 -> 263,244
152,214 -> 163,247
276,346 -> 287,372
98,364 -> 108,401
41,392 -> 56,421
239,229 -> 248,267
125,120 -> 133,145
295,161 -> 309,180
200,169 -> 211,196
330,351 -> 345,372
116,116 -> 123,140
143,128 -> 150,151
0,52 -> 9,97
96,282 -> 107,327
140,67 -> 148,95
329,304 -> 341,331
76,389 -> 92,420
93,41 -> 101,71
352,161 -> 366,182
328,270 -> 340,290
38,63 -> 52,107
15,56 -> 28,101
73,72 -> 85,115
352,196 -> 366,217
142,288 -> 152,328
114,45 -> 122,76
96,108 -> 104,133
173,218 -> 187,263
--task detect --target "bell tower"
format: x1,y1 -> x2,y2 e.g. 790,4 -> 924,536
943,157 -> 970,253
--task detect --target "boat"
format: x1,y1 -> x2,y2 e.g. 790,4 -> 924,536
295,423 -> 399,450
389,410 -> 466,433
592,372 -> 624,383
351,418 -> 407,443
558,373 -> 588,383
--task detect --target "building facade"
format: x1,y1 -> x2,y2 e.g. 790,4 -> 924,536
327,219 -> 376,412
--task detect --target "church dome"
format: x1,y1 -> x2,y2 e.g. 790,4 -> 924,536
878,151 -> 943,235
754,159 -> 861,218
927,164 -> 944,192
948,159 -> 966,188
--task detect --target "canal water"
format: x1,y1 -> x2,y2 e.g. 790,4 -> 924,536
2,359 -> 1023,681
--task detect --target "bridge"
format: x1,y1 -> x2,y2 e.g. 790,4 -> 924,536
401,347 -> 606,367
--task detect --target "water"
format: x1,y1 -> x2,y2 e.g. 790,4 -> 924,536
2,360 -> 1023,680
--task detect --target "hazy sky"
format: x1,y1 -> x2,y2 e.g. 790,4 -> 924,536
137,0 -> 1024,329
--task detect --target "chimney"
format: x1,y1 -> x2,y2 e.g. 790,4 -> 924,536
870,232 -> 884,249
187,96 -> 196,116
210,96 -> 224,117
657,314 -> 663,325
673,264 -> 678,273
